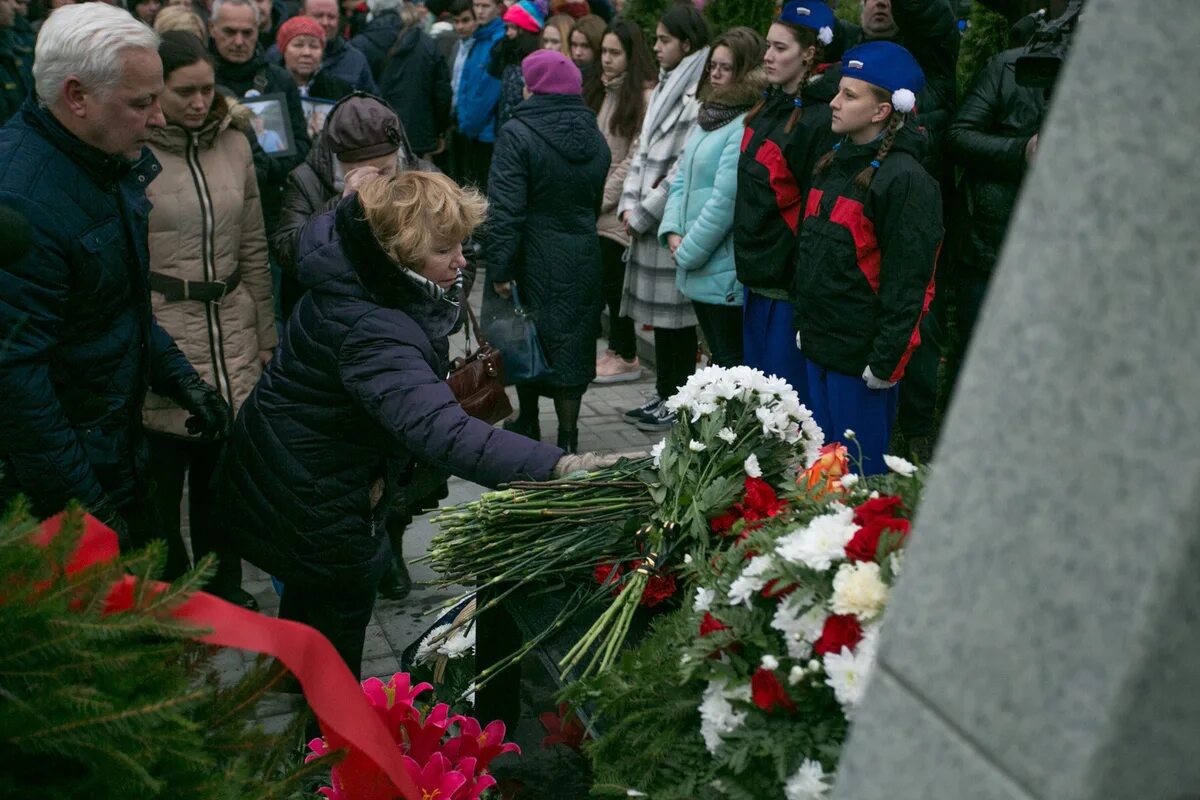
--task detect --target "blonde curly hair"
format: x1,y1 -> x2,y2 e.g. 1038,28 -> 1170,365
357,172 -> 488,269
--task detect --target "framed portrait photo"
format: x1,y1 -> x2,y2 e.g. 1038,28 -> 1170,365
301,96 -> 338,140
243,93 -> 296,158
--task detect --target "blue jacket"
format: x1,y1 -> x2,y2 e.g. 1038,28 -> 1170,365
217,196 -> 562,585
659,113 -> 746,306
455,17 -> 504,143
0,99 -> 197,515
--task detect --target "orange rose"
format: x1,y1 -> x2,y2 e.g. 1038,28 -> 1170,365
799,443 -> 849,498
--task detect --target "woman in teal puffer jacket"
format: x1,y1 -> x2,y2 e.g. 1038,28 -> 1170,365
659,27 -> 766,367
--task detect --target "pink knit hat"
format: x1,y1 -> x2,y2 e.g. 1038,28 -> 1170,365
521,49 -> 582,96
277,15 -> 325,53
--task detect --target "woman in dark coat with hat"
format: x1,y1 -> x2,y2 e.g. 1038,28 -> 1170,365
217,171 -> 609,677
487,50 -> 610,453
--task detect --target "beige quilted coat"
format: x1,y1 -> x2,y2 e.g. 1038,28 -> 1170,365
142,97 -> 277,437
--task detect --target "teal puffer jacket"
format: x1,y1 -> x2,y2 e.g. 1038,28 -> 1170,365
658,110 -> 746,306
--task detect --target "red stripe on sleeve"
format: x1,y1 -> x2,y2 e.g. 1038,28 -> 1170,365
753,139 -> 801,233
888,242 -> 942,383
829,196 -> 880,293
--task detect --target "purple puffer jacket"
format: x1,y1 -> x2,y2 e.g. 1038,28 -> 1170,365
217,195 -> 562,586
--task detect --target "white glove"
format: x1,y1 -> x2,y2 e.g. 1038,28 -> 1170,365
553,451 -> 644,478
795,331 -> 802,352
862,366 -> 897,390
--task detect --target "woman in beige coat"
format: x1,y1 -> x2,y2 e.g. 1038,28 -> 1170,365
143,32 -> 277,607
592,17 -> 656,384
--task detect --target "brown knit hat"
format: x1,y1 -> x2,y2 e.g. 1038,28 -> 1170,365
326,95 -> 403,162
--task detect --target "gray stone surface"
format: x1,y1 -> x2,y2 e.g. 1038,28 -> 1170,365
832,2 -> 1200,799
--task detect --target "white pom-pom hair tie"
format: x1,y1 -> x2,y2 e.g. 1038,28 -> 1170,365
818,26 -> 833,45
891,88 -> 916,114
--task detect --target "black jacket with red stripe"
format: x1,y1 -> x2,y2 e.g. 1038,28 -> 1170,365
734,82 -> 837,293
791,123 -> 943,382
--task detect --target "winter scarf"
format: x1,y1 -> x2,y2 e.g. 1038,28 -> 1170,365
640,47 -> 709,141
697,69 -> 766,132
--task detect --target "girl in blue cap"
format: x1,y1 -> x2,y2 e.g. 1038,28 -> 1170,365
791,40 -> 943,474
734,0 -> 839,408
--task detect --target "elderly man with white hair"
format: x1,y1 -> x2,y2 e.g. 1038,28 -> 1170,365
0,3 -> 232,548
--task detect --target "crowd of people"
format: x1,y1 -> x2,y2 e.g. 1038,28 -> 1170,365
0,0 -> 1057,691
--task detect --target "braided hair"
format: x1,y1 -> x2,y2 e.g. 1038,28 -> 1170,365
745,21 -> 821,132
813,85 -> 907,190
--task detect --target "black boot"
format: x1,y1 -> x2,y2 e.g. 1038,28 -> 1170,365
557,428 -> 578,454
503,386 -> 541,440
503,416 -> 541,441
377,554 -> 412,601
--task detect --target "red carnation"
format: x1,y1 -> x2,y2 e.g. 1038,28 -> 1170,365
640,572 -> 677,607
853,495 -> 906,527
845,517 -> 910,562
751,667 -> 796,714
741,477 -> 787,519
593,561 -> 621,587
710,511 -> 739,535
699,611 -> 729,637
813,614 -> 864,656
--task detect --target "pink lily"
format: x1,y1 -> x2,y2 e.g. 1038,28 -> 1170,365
441,717 -> 521,772
401,702 -> 461,763
450,757 -> 497,800
400,752 -> 467,800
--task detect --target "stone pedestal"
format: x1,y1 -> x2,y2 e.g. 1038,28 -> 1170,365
831,2 -> 1200,798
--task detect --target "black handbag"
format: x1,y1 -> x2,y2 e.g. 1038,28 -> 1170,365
446,301 -> 513,425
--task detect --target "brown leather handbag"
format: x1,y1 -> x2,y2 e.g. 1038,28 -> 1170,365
446,302 -> 513,425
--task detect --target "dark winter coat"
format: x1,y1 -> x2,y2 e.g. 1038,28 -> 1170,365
266,36 -> 378,94
0,28 -> 31,126
456,17 -> 505,143
219,195 -> 563,585
0,99 -> 198,517
791,123 -> 943,382
947,47 -> 1044,278
832,0 -> 960,177
212,48 -> 312,229
304,70 -> 355,103
485,94 -> 610,389
355,20 -> 452,156
733,82 -> 837,296
256,0 -> 291,52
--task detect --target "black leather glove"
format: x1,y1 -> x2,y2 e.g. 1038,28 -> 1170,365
173,376 -> 234,440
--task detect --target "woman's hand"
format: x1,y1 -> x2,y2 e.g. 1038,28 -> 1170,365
620,211 -> 631,235
493,281 -> 513,299
343,165 -> 382,197
259,349 -> 273,365
667,234 -> 683,259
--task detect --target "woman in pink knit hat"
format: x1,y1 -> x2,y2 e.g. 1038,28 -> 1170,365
277,14 -> 353,102
486,50 -> 611,453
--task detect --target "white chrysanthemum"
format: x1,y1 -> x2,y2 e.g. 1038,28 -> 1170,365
436,623 -> 475,659
770,591 -> 823,660
823,627 -> 879,710
689,439 -> 707,452
716,427 -> 737,444
650,438 -> 666,468
694,586 -> 715,613
840,473 -> 860,488
761,654 -> 779,670
892,87 -> 917,113
831,562 -> 889,621
775,505 -> 856,571
414,623 -> 451,665
883,454 -> 917,477
698,679 -> 750,753
843,429 -> 856,440
785,759 -> 830,800
684,553 -> 693,565
788,665 -> 805,685
743,453 -> 762,478
728,555 -> 774,607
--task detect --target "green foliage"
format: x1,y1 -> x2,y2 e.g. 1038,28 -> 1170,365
621,0 -> 671,40
0,503 -> 315,799
957,3 -> 1012,97
834,0 -> 861,26
562,612 -> 713,799
702,0 -> 778,36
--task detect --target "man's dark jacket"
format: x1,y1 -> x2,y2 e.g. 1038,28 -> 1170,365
352,14 -> 451,155
218,196 -> 562,585
830,0 -> 960,177
0,99 -> 197,516
266,36 -> 379,94
213,48 -> 312,229
947,47 -> 1044,277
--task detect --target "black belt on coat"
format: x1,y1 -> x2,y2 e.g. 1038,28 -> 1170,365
149,268 -> 242,302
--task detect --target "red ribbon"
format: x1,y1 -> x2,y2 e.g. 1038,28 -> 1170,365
37,512 -> 419,800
